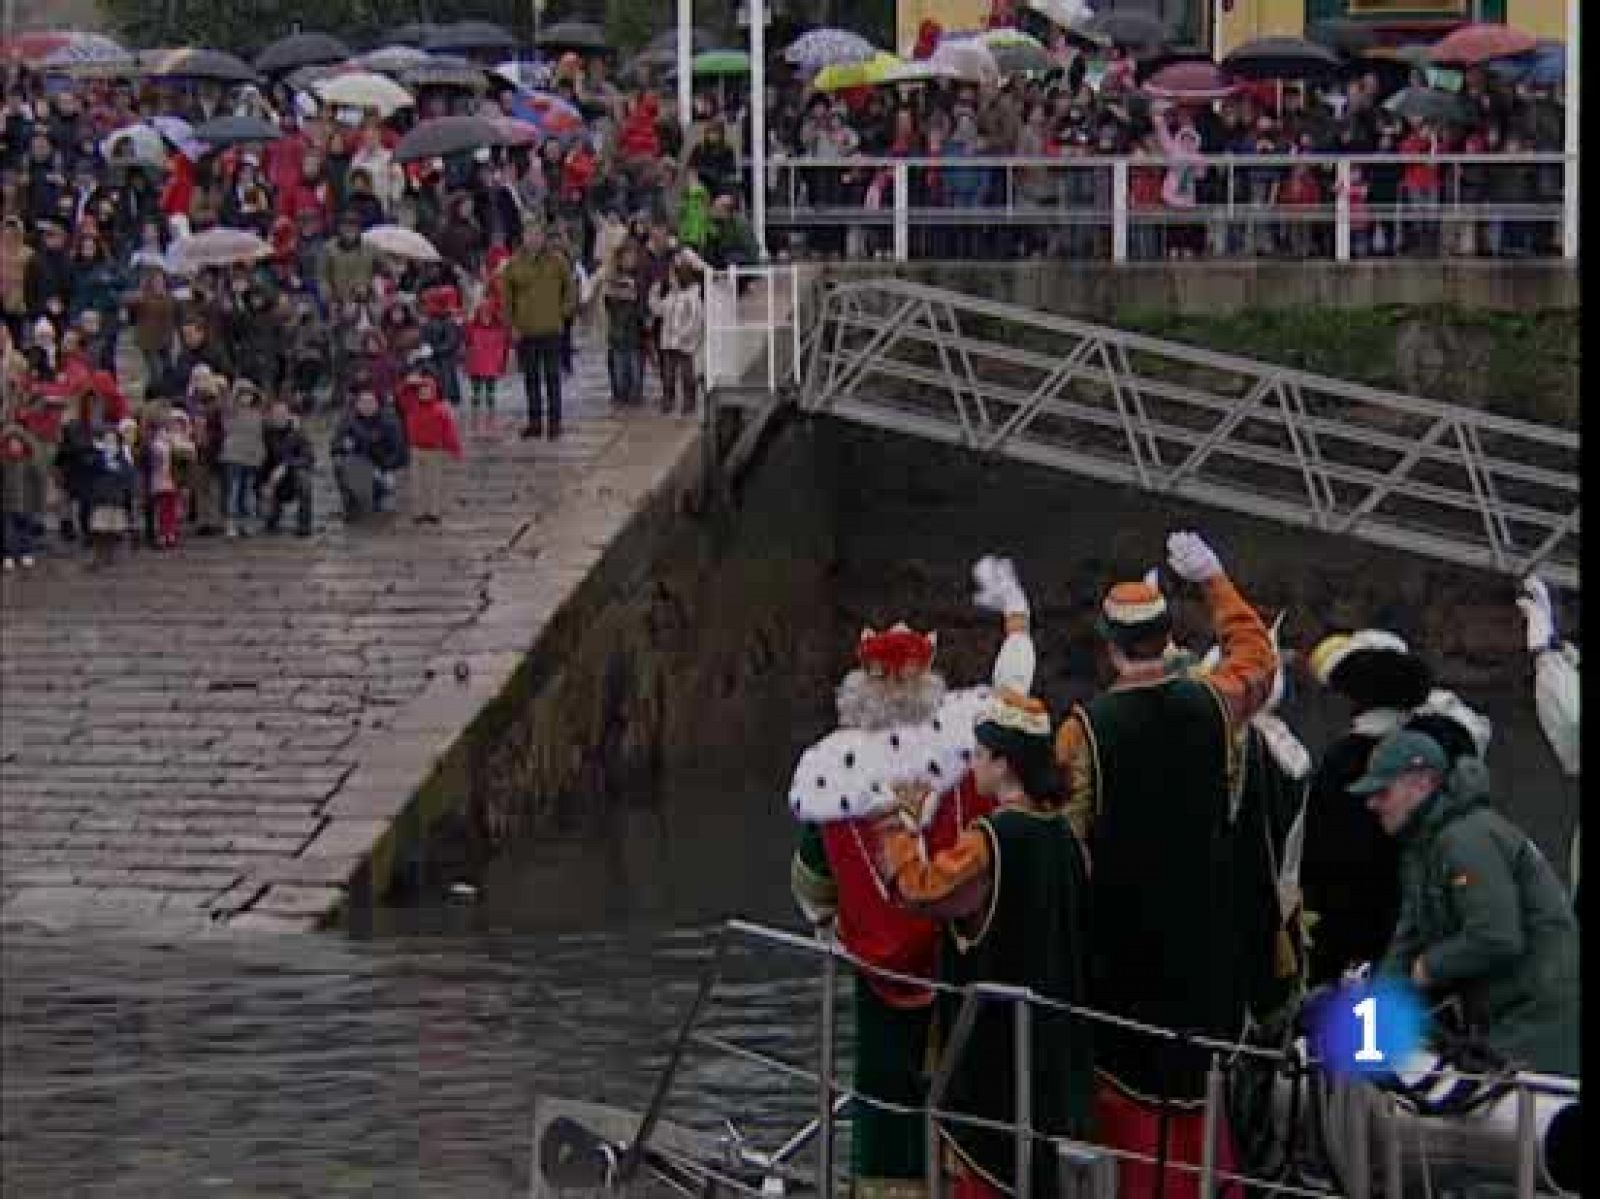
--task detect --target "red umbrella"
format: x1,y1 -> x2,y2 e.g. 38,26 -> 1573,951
1428,22 -> 1538,66
1144,60 -> 1238,102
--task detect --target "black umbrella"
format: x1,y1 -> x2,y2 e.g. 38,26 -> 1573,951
400,56 -> 489,91
193,113 -> 283,147
1223,35 -> 1342,81
1383,85 -> 1474,126
139,47 -> 259,83
394,114 -> 512,162
283,62 -> 346,92
1306,19 -> 1377,58
1081,11 -> 1166,49
255,31 -> 351,75
424,21 -> 518,54
535,20 -> 608,52
645,27 -> 718,54
390,23 -> 438,48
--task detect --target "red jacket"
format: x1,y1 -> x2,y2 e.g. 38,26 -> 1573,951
403,396 -> 463,457
616,96 -> 662,162
464,313 -> 511,380
160,153 -> 195,219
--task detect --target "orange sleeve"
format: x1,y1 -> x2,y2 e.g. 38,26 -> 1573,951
1054,712 -> 1096,843
1201,573 -> 1278,729
879,822 -> 993,921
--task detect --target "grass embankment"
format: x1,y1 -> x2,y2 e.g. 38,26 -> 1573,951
1110,306 -> 1579,428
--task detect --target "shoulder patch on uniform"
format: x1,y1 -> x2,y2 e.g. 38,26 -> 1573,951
1451,871 -> 1474,887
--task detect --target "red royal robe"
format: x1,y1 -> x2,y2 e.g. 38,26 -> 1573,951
820,772 -> 994,1009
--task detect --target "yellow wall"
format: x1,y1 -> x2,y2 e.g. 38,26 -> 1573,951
1216,0 -> 1308,56
1506,0 -> 1568,40
895,0 -> 992,56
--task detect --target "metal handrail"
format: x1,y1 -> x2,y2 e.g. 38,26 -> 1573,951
800,277 -> 1579,589
621,918 -> 1577,1199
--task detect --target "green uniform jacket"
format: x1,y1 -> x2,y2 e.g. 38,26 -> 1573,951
501,249 -> 576,338
1380,785 -> 1580,1076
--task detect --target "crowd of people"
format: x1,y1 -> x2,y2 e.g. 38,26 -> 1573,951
790,537 -> 1579,1199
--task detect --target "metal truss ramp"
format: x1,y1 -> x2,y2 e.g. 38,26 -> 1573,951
800,279 -> 1579,591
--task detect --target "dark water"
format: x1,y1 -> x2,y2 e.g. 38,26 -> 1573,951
0,764 -> 830,1199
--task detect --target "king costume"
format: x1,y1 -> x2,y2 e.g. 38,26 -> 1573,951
788,557 -> 1037,1199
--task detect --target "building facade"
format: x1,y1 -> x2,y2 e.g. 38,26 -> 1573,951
895,0 -> 1569,59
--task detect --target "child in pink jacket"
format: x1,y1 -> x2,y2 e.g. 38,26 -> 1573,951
463,294 -> 511,435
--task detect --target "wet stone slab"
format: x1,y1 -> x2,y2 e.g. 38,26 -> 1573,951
0,351 -> 700,933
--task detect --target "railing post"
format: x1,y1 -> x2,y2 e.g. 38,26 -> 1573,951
766,268 -> 777,394
1014,996 -> 1033,1199
1198,1053 -> 1223,1199
893,163 -> 910,263
790,266 -> 801,388
1346,1080 -> 1371,1199
1112,159 -> 1129,264
1335,159 -> 1352,263
1514,1082 -> 1537,1199
817,949 -> 837,1199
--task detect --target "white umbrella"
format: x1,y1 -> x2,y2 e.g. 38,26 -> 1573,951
364,224 -> 441,262
1026,0 -> 1095,33
884,59 -> 962,85
929,39 -> 1001,87
313,72 -> 415,116
165,228 -> 272,274
102,123 -> 167,166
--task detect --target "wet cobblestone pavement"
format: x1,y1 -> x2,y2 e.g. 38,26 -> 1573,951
0,922 -> 827,1198
0,349 -> 698,929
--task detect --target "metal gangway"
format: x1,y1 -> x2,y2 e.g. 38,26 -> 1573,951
705,271 -> 1578,591
531,919 -> 1580,1199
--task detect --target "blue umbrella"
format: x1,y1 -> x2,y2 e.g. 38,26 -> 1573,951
507,89 -> 590,142
1489,39 -> 1564,87
783,28 -> 879,72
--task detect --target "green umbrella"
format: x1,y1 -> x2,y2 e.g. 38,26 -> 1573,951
692,49 -> 750,77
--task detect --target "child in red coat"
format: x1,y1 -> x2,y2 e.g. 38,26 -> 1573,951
463,294 -> 511,435
398,371 -> 462,525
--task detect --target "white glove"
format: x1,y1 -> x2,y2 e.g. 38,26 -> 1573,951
1517,575 -> 1557,652
972,556 -> 1029,616
1142,567 -> 1162,591
1166,531 -> 1223,583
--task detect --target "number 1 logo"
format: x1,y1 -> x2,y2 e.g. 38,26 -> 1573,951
1352,996 -> 1385,1063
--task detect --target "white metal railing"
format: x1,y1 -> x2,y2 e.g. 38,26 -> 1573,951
750,152 -> 1576,264
705,264 -> 811,392
602,919 -> 1579,1199
801,278 -> 1579,589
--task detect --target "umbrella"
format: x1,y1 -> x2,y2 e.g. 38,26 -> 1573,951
646,27 -> 718,54
150,115 -> 205,159
535,21 -> 608,52
313,72 -> 415,115
2,30 -> 125,64
1306,18 -> 1377,57
102,123 -> 168,166
400,57 -> 489,91
1222,35 -> 1342,81
1025,0 -> 1094,33
1382,85 -> 1474,126
166,228 -> 272,273
284,62 -> 349,91
425,21 -> 518,54
391,23 -> 437,48
813,51 -> 907,92
36,33 -> 131,73
784,28 -> 880,72
507,89 -> 587,139
1081,11 -> 1166,49
1428,22 -> 1538,67
692,49 -> 750,77
928,40 -> 1001,87
1144,60 -> 1239,103
353,46 -> 433,75
192,114 -> 282,148
881,58 -> 962,85
364,224 -> 441,262
255,32 -> 350,75
976,29 -> 1055,77
394,114 -> 516,162
491,59 -> 553,90
139,47 -> 258,83
1489,39 -> 1565,87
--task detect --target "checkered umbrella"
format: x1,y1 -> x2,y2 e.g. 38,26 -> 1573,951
783,28 -> 880,72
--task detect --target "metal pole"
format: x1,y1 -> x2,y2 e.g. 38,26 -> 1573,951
1014,997 -> 1033,1199
677,0 -> 694,149
1198,1054 -> 1223,1199
750,0 -> 768,258
1335,159 -> 1352,262
817,949 -> 837,1199
766,268 -> 776,393
1513,1083 -> 1537,1199
789,266 -> 801,387
1112,160 -> 1129,263
1379,1093 -> 1403,1199
928,992 -> 982,1199
893,163 -> 910,262
1345,1081 -> 1372,1199
1563,0 -> 1579,260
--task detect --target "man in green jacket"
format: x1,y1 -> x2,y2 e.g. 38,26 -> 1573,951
1354,730 -> 1580,1076
500,224 -> 576,441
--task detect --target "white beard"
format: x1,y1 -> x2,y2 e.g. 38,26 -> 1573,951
834,668 -> 949,732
